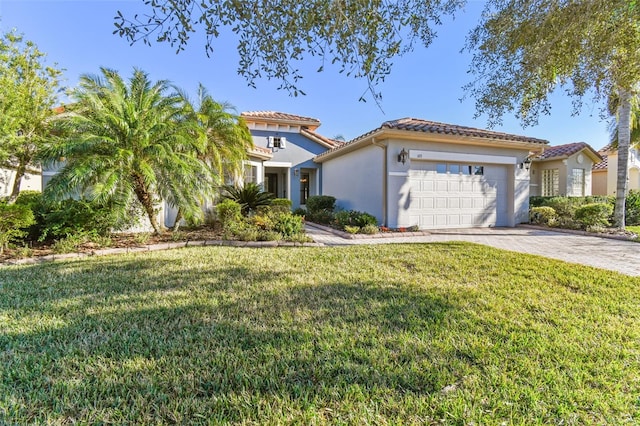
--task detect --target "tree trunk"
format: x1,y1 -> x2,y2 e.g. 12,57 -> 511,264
132,175 -> 164,235
614,88 -> 632,229
7,160 -> 27,205
172,208 -> 183,232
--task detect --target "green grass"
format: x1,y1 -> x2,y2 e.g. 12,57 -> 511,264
627,225 -> 640,237
1,243 -> 639,424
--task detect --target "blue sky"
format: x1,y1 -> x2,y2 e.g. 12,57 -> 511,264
1,0 -> 611,149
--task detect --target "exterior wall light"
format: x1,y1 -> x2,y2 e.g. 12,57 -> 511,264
398,148 -> 409,165
519,157 -> 532,171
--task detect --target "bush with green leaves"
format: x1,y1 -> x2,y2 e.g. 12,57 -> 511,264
270,198 -> 292,214
333,210 -> 378,230
305,195 -> 336,213
359,224 -> 379,234
305,195 -> 336,224
0,203 -> 35,254
574,203 -> 614,230
37,199 -> 125,241
222,182 -> 274,216
626,190 -> 640,226
530,206 -> 557,226
216,199 -> 242,228
273,212 -> 304,237
292,207 -> 306,217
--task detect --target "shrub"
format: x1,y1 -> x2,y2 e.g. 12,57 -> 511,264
273,212 -> 304,237
574,203 -> 614,230
305,195 -> 336,213
626,190 -> 640,226
222,182 -> 274,216
306,209 -> 334,225
0,204 -> 35,254
344,225 -> 360,234
359,224 -> 379,234
270,198 -> 292,214
216,199 -> 242,228
292,207 -> 306,217
37,199 -> 127,241
257,230 -> 282,241
530,206 -> 557,226
250,213 -> 275,230
334,210 -> 378,230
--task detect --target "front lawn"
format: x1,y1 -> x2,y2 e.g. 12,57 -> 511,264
1,244 -> 639,424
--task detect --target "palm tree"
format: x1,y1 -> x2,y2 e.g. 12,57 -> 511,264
170,84 -> 253,230
41,68 -> 213,235
608,88 -> 639,228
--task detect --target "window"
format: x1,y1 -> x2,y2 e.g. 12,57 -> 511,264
244,164 -> 257,183
571,168 -> 585,196
267,136 -> 287,149
436,163 -> 483,175
541,169 -> 559,196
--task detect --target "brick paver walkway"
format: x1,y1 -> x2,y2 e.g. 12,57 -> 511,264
305,224 -> 640,277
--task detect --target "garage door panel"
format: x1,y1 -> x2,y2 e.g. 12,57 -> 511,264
408,164 -> 508,229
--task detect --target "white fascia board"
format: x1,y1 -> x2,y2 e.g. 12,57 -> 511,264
410,150 -> 517,165
264,161 -> 293,167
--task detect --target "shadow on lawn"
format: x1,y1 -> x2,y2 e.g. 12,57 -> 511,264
0,255 -> 468,423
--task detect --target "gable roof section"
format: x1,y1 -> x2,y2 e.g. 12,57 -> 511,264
248,146 -> 273,161
300,128 -> 344,149
315,117 -> 548,162
535,142 -> 602,163
592,156 -> 608,171
241,111 -> 321,130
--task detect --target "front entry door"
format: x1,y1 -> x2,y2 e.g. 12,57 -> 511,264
265,173 -> 278,197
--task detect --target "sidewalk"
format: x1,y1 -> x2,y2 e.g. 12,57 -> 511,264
305,224 -> 640,277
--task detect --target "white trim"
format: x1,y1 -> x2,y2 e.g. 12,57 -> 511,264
410,150 -> 517,165
264,161 -> 292,167
388,171 -> 409,177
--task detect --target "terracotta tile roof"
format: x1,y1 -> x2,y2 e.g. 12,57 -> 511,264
300,128 -> 344,149
241,111 -> 321,126
536,142 -> 601,161
378,118 -> 549,145
592,143 -> 613,170
315,118 -> 548,162
592,156 -> 608,171
599,143 -> 614,154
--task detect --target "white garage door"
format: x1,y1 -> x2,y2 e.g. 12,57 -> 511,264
408,163 -> 508,228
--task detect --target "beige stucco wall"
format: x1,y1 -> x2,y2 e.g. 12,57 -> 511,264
530,152 -> 594,196
592,170 -> 608,195
604,150 -> 640,195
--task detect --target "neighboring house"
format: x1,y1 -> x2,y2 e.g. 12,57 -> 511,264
240,111 -> 342,209
529,142 -> 602,197
591,143 -> 640,196
315,118 -> 548,229
0,165 -> 41,197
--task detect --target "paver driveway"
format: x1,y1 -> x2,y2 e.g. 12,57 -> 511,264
305,225 -> 640,277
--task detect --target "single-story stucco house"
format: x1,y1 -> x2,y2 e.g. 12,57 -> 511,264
529,142 -> 602,197
592,143 -> 640,196
314,118 -> 548,229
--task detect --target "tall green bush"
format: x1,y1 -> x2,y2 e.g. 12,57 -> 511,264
305,195 -> 336,213
305,195 -> 336,224
0,204 -> 35,254
626,190 -> 640,226
216,199 -> 242,228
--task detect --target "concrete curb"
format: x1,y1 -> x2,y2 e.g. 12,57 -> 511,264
518,224 -> 639,242
305,222 -> 432,239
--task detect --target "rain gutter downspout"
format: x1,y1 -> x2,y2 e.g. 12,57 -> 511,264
371,137 -> 388,227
